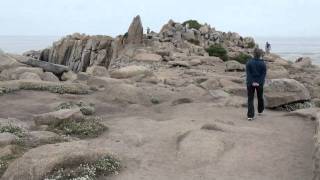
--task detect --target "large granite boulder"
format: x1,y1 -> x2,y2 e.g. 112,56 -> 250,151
19,72 -> 42,81
264,79 -> 311,108
293,57 -> 312,69
267,64 -> 289,79
264,54 -> 290,66
0,53 -> 23,72
225,60 -> 245,72
0,67 -> 44,80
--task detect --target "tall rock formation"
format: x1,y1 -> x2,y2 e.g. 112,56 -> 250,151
40,33 -> 114,72
126,15 -> 143,45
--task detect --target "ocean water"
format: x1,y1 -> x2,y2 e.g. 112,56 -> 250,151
0,36 -> 61,54
256,37 -> 320,64
0,36 -> 319,64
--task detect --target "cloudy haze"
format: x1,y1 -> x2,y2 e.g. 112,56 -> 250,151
0,0 -> 319,38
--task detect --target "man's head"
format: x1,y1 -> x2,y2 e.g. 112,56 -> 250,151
253,48 -> 263,59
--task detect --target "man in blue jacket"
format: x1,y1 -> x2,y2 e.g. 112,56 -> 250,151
246,48 -> 267,121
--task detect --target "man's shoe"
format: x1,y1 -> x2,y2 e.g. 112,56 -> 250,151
248,118 -> 253,121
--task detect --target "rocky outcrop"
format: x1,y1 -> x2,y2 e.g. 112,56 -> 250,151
264,79 -> 311,108
40,34 -> 114,73
126,15 -> 143,45
29,16 -> 258,75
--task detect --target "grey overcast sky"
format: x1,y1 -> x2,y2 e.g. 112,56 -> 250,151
0,0 -> 319,37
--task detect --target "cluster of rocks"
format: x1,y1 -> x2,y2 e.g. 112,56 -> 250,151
1,15 -> 320,179
0,100 -> 113,179
25,15 -> 255,74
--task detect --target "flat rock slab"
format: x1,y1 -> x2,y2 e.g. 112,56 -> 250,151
33,108 -> 82,126
19,58 -> 69,76
2,141 -> 110,180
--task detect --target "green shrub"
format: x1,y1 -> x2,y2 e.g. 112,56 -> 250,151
0,124 -> 25,138
0,155 -> 15,176
206,44 -> 228,61
45,155 -> 121,180
233,52 -> 252,64
187,39 -> 200,46
246,41 -> 256,48
49,117 -> 107,138
95,155 -> 121,176
182,20 -> 202,30
151,97 -> 160,105
275,101 -> 313,112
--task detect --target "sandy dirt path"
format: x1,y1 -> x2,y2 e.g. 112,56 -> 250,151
0,91 -> 315,180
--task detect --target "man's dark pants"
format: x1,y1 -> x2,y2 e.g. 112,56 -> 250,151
247,85 -> 264,118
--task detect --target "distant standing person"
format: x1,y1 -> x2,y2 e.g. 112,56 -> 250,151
246,48 -> 267,121
147,27 -> 150,34
265,41 -> 271,54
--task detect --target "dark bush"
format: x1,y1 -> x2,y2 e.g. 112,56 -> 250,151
206,44 -> 228,61
182,20 -> 202,30
187,39 -> 200,46
246,41 -> 256,48
233,52 -> 252,64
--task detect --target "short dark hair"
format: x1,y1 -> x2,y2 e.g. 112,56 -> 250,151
253,48 -> 263,59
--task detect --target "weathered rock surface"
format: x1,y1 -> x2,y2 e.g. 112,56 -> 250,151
267,64 -> 289,79
86,76 -> 123,90
86,65 -> 108,77
168,60 -> 190,68
264,79 -> 311,108
61,71 -> 77,82
39,34 -> 114,73
2,141 -> 111,180
33,108 -> 83,126
18,57 -> 69,75
225,60 -> 245,72
41,72 -> 59,82
177,130 -> 230,168
0,80 -> 90,95
26,131 -> 61,146
0,133 -> 17,146
1,67 -> 43,81
18,72 -> 42,81
294,57 -> 312,69
0,53 -> 23,72
133,53 -> 162,62
110,65 -> 151,79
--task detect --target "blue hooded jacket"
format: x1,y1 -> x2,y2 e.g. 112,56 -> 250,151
246,58 -> 267,86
